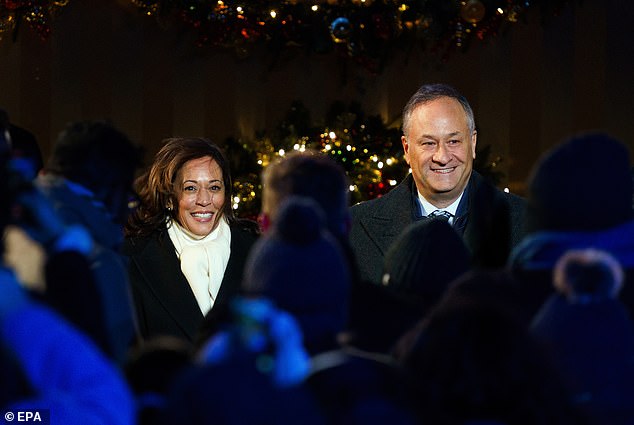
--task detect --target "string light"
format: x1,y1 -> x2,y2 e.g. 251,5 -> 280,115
0,0 -> 70,40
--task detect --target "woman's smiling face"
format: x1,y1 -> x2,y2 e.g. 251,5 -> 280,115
175,156 -> 225,237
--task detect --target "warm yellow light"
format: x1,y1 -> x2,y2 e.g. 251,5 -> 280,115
270,10 -> 277,18
311,5 -> 319,11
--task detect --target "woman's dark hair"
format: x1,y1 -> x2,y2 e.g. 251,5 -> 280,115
125,137 -> 235,237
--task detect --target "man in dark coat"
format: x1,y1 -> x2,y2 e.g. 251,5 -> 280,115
350,83 -> 526,286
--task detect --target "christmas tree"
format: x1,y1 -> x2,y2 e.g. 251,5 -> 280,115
225,99 -> 504,218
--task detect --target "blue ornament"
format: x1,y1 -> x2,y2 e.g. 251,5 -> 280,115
330,16 -> 352,43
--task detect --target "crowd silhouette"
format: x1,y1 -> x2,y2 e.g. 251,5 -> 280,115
2,92 -> 634,425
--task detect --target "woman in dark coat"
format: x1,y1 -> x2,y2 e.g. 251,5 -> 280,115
123,137 -> 258,344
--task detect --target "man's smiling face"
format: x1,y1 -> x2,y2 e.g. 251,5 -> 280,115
402,96 -> 477,208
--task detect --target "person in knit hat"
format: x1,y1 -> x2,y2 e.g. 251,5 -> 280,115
531,249 -> 634,425
253,149 -> 384,352
509,131 -> 634,318
242,196 -> 414,424
242,195 -> 351,354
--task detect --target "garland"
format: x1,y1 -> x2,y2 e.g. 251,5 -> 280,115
130,0 -> 573,73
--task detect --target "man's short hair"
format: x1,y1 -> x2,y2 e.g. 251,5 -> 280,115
402,83 -> 475,137
261,150 -> 350,237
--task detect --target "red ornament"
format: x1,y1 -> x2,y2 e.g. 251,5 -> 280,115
4,0 -> 21,10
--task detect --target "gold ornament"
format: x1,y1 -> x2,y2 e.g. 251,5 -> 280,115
0,14 -> 16,33
460,0 -> 486,24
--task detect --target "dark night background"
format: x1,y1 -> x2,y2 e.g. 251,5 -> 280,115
1,0 -> 633,206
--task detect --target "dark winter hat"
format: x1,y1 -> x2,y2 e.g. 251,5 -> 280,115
242,196 -> 351,351
527,132 -> 633,232
382,219 -> 470,308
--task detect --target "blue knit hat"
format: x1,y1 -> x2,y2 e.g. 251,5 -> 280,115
242,196 -> 351,352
